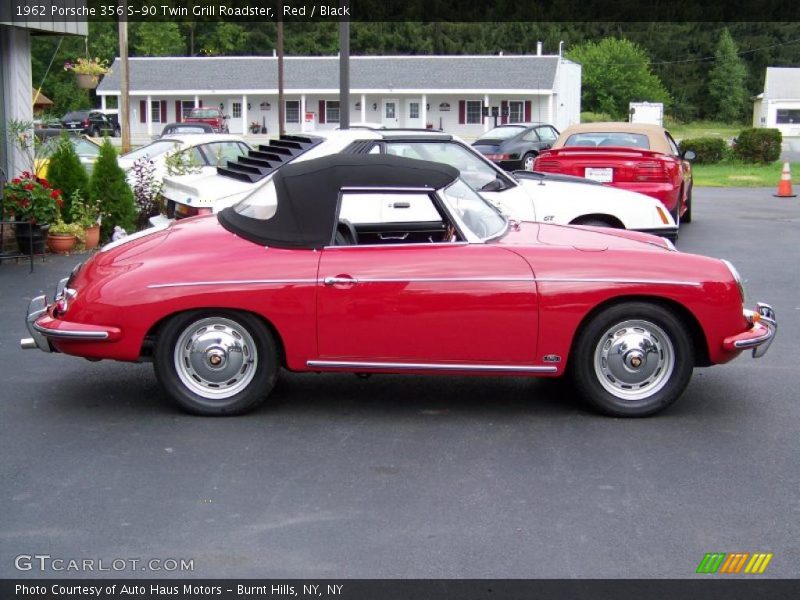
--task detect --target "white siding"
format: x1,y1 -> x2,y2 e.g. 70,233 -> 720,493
1,25 -> 33,176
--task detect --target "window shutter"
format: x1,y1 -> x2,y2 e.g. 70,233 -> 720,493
199,98 -> 203,107
160,100 -> 167,123
458,100 -> 466,125
318,100 -> 326,125
175,101 -> 182,123
524,100 -> 532,122
139,100 -> 146,123
501,100 -> 508,125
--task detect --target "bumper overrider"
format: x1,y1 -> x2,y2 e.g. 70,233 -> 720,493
723,303 -> 777,358
20,278 -> 120,353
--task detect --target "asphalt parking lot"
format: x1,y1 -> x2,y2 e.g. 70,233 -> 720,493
1,187 -> 798,579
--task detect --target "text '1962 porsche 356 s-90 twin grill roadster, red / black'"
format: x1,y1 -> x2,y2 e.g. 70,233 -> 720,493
22,154 -> 775,417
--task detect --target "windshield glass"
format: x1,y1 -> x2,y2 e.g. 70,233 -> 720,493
121,140 -> 181,161
441,178 -> 506,241
233,177 -> 278,220
478,126 -> 525,140
384,141 -> 509,192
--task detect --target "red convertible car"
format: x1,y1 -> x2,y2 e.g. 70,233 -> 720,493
21,154 -> 775,417
533,123 -> 695,225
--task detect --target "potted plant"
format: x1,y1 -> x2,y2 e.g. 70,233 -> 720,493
2,171 -> 62,254
64,57 -> 111,89
46,220 -> 84,254
249,121 -> 261,134
69,190 -> 101,249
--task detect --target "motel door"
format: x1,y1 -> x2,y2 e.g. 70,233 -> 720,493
382,99 -> 400,128
405,99 -> 423,128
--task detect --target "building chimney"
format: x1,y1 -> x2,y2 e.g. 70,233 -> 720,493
536,41 -> 543,56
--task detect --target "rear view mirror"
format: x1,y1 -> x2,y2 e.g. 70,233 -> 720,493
683,150 -> 696,161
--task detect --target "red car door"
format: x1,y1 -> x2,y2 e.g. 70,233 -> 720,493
316,243 -> 539,364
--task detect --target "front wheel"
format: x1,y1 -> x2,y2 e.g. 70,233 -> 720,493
154,311 -> 278,415
570,302 -> 694,417
522,152 -> 536,171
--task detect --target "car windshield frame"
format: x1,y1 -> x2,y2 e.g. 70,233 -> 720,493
439,177 -> 508,242
478,126 -> 527,140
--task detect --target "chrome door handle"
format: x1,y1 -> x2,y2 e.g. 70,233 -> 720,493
324,276 -> 359,286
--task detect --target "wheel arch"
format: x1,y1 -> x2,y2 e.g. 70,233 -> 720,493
568,294 -> 711,368
569,213 -> 625,229
140,307 -> 287,367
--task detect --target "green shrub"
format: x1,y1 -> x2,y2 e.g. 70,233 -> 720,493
678,137 -> 729,164
89,138 -> 135,239
580,111 -> 615,123
45,134 -> 89,222
733,128 -> 782,164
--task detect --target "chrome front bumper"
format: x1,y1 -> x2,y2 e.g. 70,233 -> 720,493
20,294 -> 52,352
723,303 -> 777,358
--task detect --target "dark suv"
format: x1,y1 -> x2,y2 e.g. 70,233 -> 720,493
61,111 -> 119,137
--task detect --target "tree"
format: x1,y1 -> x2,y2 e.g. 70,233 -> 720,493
89,138 -> 136,239
568,38 -> 671,120
708,28 -> 748,123
134,22 -> 186,56
45,134 -> 89,222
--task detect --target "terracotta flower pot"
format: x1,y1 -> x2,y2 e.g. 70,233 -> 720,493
75,73 -> 99,89
47,233 -> 78,254
83,224 -> 101,250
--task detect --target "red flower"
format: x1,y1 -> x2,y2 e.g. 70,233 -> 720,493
39,178 -> 50,188
56,198 -> 64,209
20,199 -> 30,208
24,183 -> 35,191
11,178 -> 20,184
50,190 -> 60,199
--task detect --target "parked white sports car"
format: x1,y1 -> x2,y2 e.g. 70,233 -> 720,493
118,133 -> 251,192
160,128 -> 678,240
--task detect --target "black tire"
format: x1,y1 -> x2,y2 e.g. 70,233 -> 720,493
570,302 -> 694,417
683,186 -> 693,224
522,152 -> 537,171
153,310 -> 278,416
88,126 -> 97,137
671,195 -> 681,228
574,218 -> 614,229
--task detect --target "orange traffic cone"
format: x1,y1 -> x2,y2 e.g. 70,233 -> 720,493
774,161 -> 796,197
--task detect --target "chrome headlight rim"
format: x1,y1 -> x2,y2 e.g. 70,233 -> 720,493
722,259 -> 746,304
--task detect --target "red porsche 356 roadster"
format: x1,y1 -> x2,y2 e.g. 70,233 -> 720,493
21,154 -> 775,417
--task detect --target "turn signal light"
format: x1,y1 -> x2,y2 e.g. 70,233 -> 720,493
656,206 -> 670,224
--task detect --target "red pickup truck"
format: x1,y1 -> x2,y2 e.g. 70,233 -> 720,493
184,107 -> 229,133
533,123 -> 695,225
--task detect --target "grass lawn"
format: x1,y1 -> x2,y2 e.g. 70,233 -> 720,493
664,120 -> 743,142
691,161 -> 793,187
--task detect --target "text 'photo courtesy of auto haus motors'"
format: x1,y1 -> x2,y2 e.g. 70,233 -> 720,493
22,146 -> 776,418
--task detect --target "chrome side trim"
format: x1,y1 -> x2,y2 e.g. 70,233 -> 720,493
148,279 -> 317,289
534,277 -> 702,287
325,276 -> 533,284
322,242 -> 471,250
306,360 -> 558,373
32,323 -> 109,340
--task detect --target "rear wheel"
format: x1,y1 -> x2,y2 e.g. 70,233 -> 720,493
154,311 -> 278,415
570,302 -> 694,417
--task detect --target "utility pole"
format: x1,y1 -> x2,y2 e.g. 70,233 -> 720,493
339,15 -> 350,130
118,0 -> 130,153
277,13 -> 284,136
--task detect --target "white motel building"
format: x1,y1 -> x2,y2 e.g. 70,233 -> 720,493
96,53 -> 581,138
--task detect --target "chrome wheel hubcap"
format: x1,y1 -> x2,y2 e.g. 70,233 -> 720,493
593,320 -> 674,401
174,317 -> 257,400
524,156 -> 535,170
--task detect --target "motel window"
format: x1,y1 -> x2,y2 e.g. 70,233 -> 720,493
151,101 -> 161,123
326,100 -> 340,124
181,101 -> 195,119
776,109 -> 800,124
285,100 -> 300,123
509,101 -> 524,123
232,102 -> 242,119
466,100 -> 482,124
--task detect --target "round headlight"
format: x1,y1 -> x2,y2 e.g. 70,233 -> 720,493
722,259 -> 746,304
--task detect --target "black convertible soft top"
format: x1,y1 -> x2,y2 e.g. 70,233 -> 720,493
217,153 -> 459,249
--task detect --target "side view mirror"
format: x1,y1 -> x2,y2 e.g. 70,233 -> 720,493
682,150 -> 696,161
